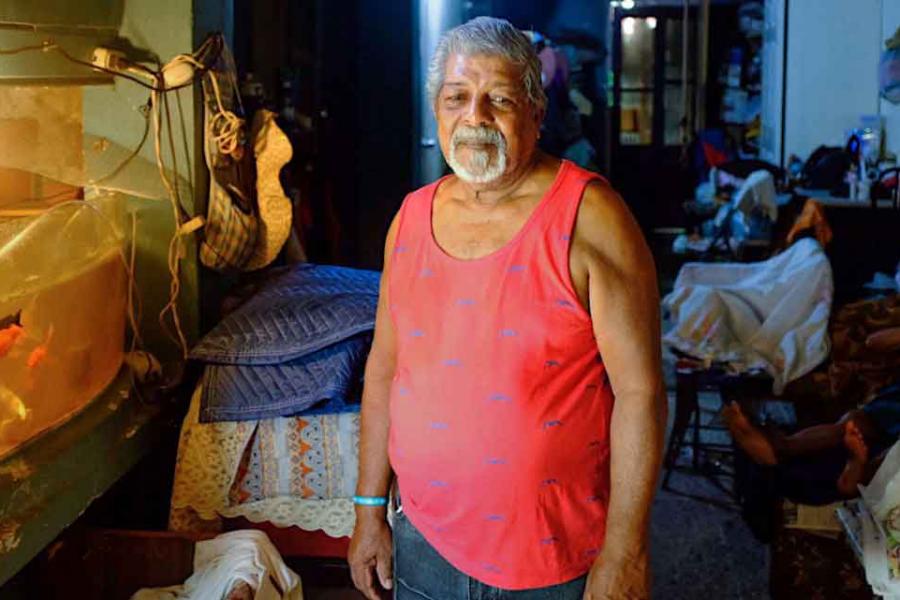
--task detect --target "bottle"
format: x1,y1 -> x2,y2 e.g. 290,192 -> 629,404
857,154 -> 871,202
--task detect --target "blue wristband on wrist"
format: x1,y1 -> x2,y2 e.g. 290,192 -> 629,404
353,495 -> 388,506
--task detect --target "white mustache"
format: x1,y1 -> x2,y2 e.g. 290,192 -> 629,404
451,126 -> 505,148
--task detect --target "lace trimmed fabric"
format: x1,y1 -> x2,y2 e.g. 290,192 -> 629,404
169,385 -> 358,538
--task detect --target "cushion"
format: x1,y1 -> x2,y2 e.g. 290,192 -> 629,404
191,263 -> 380,365
200,333 -> 371,422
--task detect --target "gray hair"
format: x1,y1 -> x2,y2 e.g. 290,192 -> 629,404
426,16 -> 547,111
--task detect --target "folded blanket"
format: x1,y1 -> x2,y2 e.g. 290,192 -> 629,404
191,263 -> 380,421
200,334 -> 370,422
192,263 -> 380,365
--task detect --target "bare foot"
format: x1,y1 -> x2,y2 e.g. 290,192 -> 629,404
723,401 -> 778,466
838,420 -> 869,497
225,581 -> 254,600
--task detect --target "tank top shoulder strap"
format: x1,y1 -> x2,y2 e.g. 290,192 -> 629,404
537,160 -> 608,243
392,176 -> 448,256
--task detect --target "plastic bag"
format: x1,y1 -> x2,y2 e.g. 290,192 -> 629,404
862,441 -> 900,520
859,440 -> 900,596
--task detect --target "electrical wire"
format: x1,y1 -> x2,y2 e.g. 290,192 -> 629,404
108,37 -> 225,360
162,81 -> 190,358
119,57 -> 157,78
0,39 -> 221,92
150,82 -> 189,360
151,32 -> 232,358
171,51 -> 243,157
205,70 -> 244,156
174,87 -> 195,200
89,102 -> 152,187
148,37 -> 230,361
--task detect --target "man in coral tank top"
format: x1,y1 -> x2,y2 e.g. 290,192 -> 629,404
350,16 -> 665,600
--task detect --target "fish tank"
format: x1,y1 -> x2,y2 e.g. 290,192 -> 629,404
0,80 -> 174,458
0,199 -> 127,457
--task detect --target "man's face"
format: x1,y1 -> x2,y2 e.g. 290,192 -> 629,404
435,52 -> 543,186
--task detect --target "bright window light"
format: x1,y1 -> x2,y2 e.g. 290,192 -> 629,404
647,17 -> 657,29
622,17 -> 636,36
622,0 -> 636,9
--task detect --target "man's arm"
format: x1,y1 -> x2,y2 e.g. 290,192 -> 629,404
574,183 -> 666,599
349,215 -> 400,600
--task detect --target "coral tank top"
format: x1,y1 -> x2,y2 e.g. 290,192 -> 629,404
388,160 -> 614,590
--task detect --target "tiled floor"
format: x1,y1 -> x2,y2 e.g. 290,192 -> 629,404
652,393 -> 769,599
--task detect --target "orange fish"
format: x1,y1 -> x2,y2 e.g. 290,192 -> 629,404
0,324 -> 24,359
26,345 -> 48,369
26,326 -> 53,369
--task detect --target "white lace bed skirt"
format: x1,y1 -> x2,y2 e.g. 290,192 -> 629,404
169,385 -> 357,538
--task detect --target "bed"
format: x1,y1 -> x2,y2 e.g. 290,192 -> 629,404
168,263 -> 378,556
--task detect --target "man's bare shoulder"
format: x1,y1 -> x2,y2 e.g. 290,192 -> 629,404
573,180 -> 649,270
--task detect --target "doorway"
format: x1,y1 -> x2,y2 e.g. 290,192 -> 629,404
610,6 -> 698,230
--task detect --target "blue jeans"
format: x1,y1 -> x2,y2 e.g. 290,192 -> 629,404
392,510 -> 588,600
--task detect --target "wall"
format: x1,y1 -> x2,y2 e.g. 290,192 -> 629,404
780,0 -> 900,161
782,0 -> 882,161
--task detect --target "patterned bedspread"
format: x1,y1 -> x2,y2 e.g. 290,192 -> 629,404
169,384 -> 358,537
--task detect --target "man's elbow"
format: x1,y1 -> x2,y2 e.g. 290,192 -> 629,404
363,347 -> 396,388
614,385 -> 667,438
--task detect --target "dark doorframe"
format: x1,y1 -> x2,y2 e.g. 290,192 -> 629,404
610,6 -> 698,230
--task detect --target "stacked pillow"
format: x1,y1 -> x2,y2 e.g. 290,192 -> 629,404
191,264 -> 380,422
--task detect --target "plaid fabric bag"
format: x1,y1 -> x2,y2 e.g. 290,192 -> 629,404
198,47 -> 259,273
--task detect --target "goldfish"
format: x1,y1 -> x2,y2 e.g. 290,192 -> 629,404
26,325 -> 53,370
0,324 -> 24,359
26,345 -> 48,369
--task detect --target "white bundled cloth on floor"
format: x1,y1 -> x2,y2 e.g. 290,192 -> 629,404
131,530 -> 303,600
663,238 -> 833,393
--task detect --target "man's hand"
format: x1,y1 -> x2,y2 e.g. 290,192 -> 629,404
349,515 -> 394,600
583,550 -> 650,600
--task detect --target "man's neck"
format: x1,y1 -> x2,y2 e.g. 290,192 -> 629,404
460,152 -> 542,207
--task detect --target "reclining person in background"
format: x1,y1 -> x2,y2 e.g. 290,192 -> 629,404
725,326 -> 900,498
